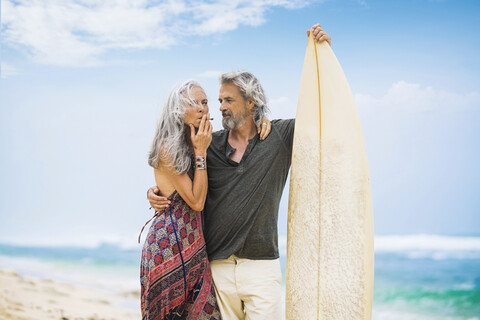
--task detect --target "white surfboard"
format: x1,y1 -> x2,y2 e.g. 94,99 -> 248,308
285,34 -> 374,319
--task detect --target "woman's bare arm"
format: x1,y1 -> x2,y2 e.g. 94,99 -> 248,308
153,114 -> 212,211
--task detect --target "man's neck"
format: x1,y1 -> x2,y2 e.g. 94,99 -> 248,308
229,119 -> 257,144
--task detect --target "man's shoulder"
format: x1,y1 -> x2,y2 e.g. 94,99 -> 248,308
210,129 -> 227,148
212,129 -> 227,138
212,129 -> 227,140
271,118 -> 295,125
271,118 -> 295,132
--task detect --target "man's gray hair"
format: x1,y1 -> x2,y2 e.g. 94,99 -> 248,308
219,71 -> 270,125
148,80 -> 201,174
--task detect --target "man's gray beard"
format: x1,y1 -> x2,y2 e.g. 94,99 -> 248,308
222,108 -> 248,130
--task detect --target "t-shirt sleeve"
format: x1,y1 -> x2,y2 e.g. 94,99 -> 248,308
271,118 -> 295,153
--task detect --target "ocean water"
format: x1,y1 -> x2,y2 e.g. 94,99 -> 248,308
1,234 -> 479,319
372,235 -> 480,320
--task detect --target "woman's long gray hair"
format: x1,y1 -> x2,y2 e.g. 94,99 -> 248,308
219,70 -> 270,125
148,80 -> 202,174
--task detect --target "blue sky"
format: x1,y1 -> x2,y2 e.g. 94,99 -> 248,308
1,0 -> 479,247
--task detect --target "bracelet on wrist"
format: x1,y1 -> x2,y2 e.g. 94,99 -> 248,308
195,156 -> 206,170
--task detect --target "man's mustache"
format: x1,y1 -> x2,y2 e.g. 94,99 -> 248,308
222,110 -> 233,117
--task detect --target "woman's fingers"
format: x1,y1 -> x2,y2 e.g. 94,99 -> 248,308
205,113 -> 212,134
198,113 -> 212,137
192,113 -> 212,153
257,119 -> 271,140
198,114 -> 207,133
189,124 -> 195,141
260,121 -> 271,140
259,121 -> 266,139
208,118 -> 213,134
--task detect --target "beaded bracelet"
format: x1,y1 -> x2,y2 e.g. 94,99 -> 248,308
195,156 -> 206,170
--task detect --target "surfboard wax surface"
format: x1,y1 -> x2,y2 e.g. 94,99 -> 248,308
285,35 -> 374,319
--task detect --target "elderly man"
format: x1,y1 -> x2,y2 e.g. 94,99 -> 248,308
148,24 -> 331,319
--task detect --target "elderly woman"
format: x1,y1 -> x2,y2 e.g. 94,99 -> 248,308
140,80 -> 221,319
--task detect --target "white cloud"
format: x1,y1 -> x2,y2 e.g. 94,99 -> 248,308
355,81 -> 480,114
356,0 -> 368,6
2,0 -> 320,67
1,63 -> 20,79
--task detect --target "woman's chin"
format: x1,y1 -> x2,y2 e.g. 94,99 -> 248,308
185,121 -> 200,129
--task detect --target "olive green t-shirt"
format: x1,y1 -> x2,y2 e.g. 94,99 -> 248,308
204,119 -> 295,261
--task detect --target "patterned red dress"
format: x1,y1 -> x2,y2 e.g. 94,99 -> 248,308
140,190 -> 221,320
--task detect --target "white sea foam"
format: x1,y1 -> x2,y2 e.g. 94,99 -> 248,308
374,234 -> 480,252
2,233 -> 480,257
278,234 -> 480,260
280,234 -> 480,252
0,254 -> 139,292
0,232 -> 141,250
372,308 -> 479,320
454,282 -> 476,290
374,234 -> 480,260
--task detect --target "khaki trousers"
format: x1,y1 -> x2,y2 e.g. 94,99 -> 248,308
210,255 -> 282,320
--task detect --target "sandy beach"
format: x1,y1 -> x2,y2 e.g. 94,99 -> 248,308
0,269 -> 140,320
